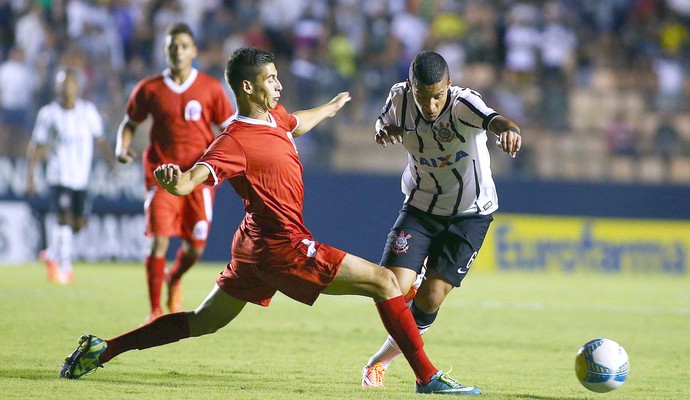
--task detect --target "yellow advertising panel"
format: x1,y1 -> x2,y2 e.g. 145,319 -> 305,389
476,214 -> 689,274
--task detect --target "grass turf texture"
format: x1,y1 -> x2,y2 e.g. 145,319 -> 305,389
0,262 -> 688,399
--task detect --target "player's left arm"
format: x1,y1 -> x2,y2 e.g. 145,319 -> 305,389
488,115 -> 522,158
154,163 -> 210,196
292,92 -> 351,137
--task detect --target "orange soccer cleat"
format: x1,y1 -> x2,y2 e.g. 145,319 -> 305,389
361,362 -> 386,388
39,250 -> 58,283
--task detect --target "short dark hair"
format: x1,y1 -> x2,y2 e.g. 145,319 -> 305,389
224,48 -> 275,94
409,51 -> 449,85
165,22 -> 195,42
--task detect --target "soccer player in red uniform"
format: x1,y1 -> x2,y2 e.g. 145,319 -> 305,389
60,47 -> 477,395
115,23 -> 234,322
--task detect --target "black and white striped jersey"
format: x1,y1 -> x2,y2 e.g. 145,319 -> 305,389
378,82 -> 500,216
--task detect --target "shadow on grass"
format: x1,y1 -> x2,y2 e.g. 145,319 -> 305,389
511,394 -> 588,400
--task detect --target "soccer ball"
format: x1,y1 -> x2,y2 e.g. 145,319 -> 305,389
575,338 -> 629,393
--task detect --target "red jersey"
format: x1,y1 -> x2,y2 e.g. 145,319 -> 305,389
126,68 -> 235,187
196,104 -> 308,263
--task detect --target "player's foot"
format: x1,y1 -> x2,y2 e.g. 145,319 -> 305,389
60,335 -> 107,379
165,269 -> 183,313
362,362 -> 386,388
414,370 -> 481,395
58,270 -> 74,285
145,307 -> 164,324
39,250 -> 58,282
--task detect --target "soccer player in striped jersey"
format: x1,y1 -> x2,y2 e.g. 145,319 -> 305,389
115,23 -> 234,323
362,51 -> 522,390
26,68 -> 115,284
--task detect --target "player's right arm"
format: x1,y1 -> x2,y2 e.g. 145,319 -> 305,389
25,141 -> 47,197
154,163 -> 210,196
374,83 -> 405,147
115,117 -> 139,164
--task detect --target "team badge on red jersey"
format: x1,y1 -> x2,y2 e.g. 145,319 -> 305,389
184,100 -> 202,121
390,230 -> 412,254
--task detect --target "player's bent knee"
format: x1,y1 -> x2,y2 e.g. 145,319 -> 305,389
372,267 -> 401,299
187,310 -> 229,337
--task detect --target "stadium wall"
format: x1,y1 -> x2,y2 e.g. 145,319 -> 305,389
1,157 -> 688,274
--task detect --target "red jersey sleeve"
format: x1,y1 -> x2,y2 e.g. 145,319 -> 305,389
196,133 -> 246,186
125,79 -> 149,123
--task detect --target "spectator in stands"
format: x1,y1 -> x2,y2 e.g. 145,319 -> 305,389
539,1 -> 576,132
0,46 -> 36,156
654,112 -> 681,168
605,111 -> 638,157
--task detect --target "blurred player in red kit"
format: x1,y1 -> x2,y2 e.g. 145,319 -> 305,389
115,23 -> 234,322
60,47 -> 478,395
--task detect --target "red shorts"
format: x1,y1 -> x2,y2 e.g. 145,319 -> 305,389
145,185 -> 215,247
216,238 -> 347,306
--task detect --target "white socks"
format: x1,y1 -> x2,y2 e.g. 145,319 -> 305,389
367,325 -> 431,369
49,224 -> 74,281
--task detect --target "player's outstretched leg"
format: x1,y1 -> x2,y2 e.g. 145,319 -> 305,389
60,335 -> 107,379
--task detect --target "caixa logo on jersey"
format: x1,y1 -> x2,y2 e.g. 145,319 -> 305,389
411,150 -> 469,168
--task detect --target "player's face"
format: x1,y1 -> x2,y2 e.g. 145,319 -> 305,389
411,76 -> 451,121
250,63 -> 282,111
56,72 -> 78,105
164,33 -> 197,72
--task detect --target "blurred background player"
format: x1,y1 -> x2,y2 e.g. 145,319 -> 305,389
25,68 -> 115,284
361,51 -> 521,388
115,22 -> 234,322
60,47 -> 479,395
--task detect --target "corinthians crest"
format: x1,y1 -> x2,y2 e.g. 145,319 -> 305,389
434,121 -> 454,143
390,230 -> 412,254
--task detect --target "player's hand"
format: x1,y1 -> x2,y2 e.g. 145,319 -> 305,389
117,148 -> 137,164
154,163 -> 182,189
375,125 -> 404,147
326,92 -> 351,117
496,129 -> 521,158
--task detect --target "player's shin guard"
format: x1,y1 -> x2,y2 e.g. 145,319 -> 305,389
375,296 -> 437,384
99,312 -> 190,363
368,302 -> 439,368
411,302 -> 438,335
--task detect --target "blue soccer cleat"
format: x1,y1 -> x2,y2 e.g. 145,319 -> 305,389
415,370 -> 481,395
60,335 -> 107,379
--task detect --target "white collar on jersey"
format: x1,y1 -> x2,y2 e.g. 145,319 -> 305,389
235,112 -> 276,127
162,68 -> 199,94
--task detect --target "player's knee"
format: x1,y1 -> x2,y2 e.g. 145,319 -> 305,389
416,287 -> 446,313
188,310 -> 226,336
373,267 -> 400,298
187,246 -> 204,259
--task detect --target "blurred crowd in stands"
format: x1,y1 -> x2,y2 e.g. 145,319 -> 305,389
0,0 -> 689,183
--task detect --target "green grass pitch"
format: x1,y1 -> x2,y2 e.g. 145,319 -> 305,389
0,262 -> 688,399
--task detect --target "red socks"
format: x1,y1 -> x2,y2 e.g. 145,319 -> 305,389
168,248 -> 199,284
376,295 -> 437,384
145,256 -> 166,311
100,312 -> 190,364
